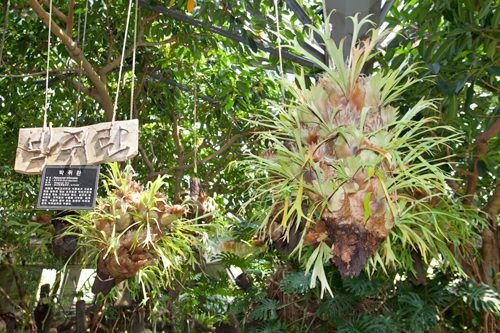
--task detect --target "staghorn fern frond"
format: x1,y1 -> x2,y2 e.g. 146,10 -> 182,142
245,15 -> 482,297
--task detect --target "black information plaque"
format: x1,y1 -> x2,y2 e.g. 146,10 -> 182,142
36,165 -> 100,210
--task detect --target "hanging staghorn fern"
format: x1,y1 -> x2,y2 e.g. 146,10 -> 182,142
64,162 -> 205,287
247,15 -> 481,296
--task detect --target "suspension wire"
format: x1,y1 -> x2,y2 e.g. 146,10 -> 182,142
125,0 -> 139,169
129,0 -> 138,120
75,0 -> 89,126
193,42 -> 198,175
112,0 -> 134,122
274,0 -> 286,103
43,0 -> 54,129
74,10 -> 80,125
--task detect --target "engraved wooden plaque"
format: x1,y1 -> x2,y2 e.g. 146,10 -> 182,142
15,119 -> 139,174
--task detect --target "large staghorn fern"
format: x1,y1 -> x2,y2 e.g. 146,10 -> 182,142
247,15 -> 481,296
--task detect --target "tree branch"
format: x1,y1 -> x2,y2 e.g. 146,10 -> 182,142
0,67 -> 80,78
481,182 -> 500,284
149,132 -> 250,179
138,0 -> 317,68
41,0 -> 67,23
137,36 -> 176,47
461,117 -> 500,284
70,78 -> 103,104
0,287 -> 28,314
464,118 -> 500,205
100,25 -> 172,77
132,61 -> 149,118
101,47 -> 134,76
148,70 -> 219,105
29,0 -> 114,120
172,114 -> 185,199
66,0 -> 75,36
476,118 -> 500,144
485,182 -> 500,217
138,145 -> 155,176
100,10 -> 154,75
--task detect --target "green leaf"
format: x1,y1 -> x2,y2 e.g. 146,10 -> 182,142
280,271 -> 312,294
248,298 -> 280,321
363,192 -> 372,224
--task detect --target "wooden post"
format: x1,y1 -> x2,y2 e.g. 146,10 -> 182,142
75,300 -> 86,333
34,284 -> 52,333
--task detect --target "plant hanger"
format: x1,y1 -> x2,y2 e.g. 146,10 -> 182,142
113,0 -> 137,123
74,0 -> 89,126
14,0 -> 139,175
42,0 -> 53,132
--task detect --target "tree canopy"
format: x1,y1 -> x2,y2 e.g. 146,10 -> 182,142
0,0 -> 498,332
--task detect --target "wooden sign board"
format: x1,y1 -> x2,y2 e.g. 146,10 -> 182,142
37,165 -> 100,210
15,119 -> 138,174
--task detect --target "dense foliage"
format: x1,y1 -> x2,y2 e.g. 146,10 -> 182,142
0,0 -> 498,332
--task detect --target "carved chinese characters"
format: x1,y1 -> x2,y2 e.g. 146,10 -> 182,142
15,119 -> 138,174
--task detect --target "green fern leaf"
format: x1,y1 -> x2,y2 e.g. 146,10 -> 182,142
316,293 -> 358,321
460,282 -> 500,313
248,320 -> 286,333
280,271 -> 311,294
248,298 -> 280,321
342,274 -> 381,297
337,313 -> 396,333
397,292 -> 438,333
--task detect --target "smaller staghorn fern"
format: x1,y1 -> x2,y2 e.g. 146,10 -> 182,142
64,162 -> 204,290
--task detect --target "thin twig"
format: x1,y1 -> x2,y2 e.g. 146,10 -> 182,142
0,68 -> 81,78
464,118 -> 500,206
149,132 -> 251,179
66,0 -> 75,36
41,0 -> 67,23
0,286 -> 28,314
29,0 -> 114,119
138,145 -> 155,176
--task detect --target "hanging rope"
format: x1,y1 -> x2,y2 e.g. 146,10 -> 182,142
43,0 -> 54,129
75,0 -> 89,126
129,0 -> 138,120
74,9 -> 81,126
112,0 -> 134,122
274,0 -> 286,103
